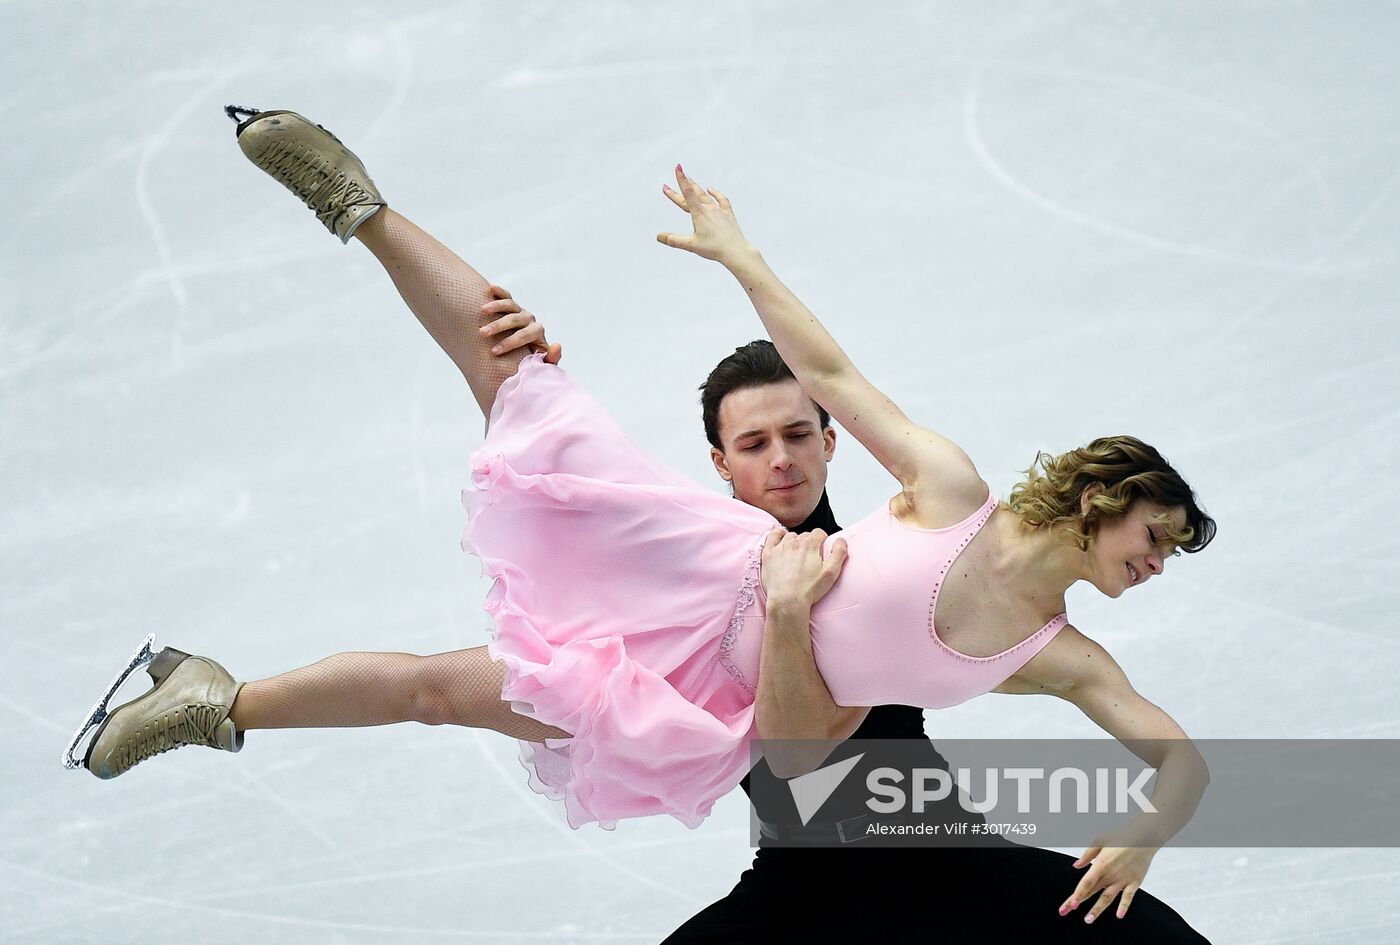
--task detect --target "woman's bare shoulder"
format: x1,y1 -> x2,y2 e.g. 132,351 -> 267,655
1012,625 -> 1124,693
893,470 -> 993,529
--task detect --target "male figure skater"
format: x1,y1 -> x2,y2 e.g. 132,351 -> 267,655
69,108 -> 1209,941
484,306 -> 1209,943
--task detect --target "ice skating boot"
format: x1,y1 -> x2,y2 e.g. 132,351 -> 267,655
66,638 -> 246,779
226,104 -> 386,243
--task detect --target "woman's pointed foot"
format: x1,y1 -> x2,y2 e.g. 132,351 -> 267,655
83,648 -> 245,779
229,107 -> 386,243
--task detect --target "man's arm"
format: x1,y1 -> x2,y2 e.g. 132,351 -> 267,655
753,530 -> 868,778
757,596 -> 870,778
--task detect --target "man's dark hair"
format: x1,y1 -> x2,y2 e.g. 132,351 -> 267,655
699,340 -> 831,450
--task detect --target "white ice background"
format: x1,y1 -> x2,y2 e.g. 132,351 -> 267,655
3,2 -> 1398,942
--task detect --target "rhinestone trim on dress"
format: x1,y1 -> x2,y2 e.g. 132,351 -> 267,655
926,496 -> 1062,662
718,534 -> 767,695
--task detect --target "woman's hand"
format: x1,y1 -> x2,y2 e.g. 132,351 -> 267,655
478,285 -> 562,363
1058,841 -> 1159,924
760,528 -> 848,611
656,164 -> 754,265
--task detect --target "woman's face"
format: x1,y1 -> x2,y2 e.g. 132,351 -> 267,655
1084,497 -> 1186,598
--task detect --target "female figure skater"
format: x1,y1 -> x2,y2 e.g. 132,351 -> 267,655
69,108 -> 1213,920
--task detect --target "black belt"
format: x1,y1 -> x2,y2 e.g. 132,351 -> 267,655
758,814 -> 876,845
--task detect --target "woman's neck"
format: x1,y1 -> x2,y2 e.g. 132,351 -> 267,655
990,508 -> 1088,605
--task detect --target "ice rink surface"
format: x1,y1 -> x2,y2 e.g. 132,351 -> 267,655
3,1 -> 1398,941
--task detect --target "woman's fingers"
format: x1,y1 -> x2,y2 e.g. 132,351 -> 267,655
1084,886 -> 1122,925
480,298 -> 522,320
487,324 -> 535,354
656,231 -> 697,252
662,184 -> 688,211
476,286 -> 554,357
490,324 -> 545,356
479,310 -> 532,338
675,163 -> 711,210
1115,885 -> 1138,919
665,175 -> 714,213
660,165 -> 742,264
477,307 -> 551,357
1060,865 -> 1104,916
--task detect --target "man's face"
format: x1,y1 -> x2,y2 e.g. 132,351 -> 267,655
710,380 -> 836,526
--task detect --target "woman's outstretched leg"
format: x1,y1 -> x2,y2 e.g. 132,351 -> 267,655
351,208 -> 528,417
229,107 -> 528,418
83,645 -> 568,779
231,646 -> 567,741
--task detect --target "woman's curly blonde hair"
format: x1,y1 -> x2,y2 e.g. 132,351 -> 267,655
1007,435 -> 1216,553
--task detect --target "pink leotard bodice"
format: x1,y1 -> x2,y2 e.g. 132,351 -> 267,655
724,491 -> 1068,708
464,355 -> 1074,827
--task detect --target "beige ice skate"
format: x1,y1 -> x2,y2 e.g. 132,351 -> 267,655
227,105 -> 386,243
78,645 -> 245,779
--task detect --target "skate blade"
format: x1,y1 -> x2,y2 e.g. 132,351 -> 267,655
61,633 -> 157,770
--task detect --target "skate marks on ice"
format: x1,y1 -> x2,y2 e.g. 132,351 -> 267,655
960,64 -> 1338,274
7,4 -> 1400,943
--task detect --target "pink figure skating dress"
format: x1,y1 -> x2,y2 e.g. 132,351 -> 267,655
462,355 -> 1067,828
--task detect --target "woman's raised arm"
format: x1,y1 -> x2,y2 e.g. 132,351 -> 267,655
657,166 -> 981,500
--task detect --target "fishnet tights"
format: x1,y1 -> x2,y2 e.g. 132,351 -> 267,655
230,647 -> 570,741
225,207 -> 567,743
354,207 -> 528,419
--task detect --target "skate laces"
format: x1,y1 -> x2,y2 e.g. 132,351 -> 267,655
255,140 -> 377,230
113,703 -> 227,774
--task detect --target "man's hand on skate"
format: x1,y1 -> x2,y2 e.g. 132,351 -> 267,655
479,285 -> 562,363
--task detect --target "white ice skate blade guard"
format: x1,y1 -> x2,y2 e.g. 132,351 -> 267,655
61,633 -> 157,769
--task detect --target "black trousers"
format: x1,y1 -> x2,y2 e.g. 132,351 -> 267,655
661,841 -> 1210,944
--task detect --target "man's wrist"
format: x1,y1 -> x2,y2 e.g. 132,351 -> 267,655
764,596 -> 811,622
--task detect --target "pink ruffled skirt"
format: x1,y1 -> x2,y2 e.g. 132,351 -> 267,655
460,354 -> 777,828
